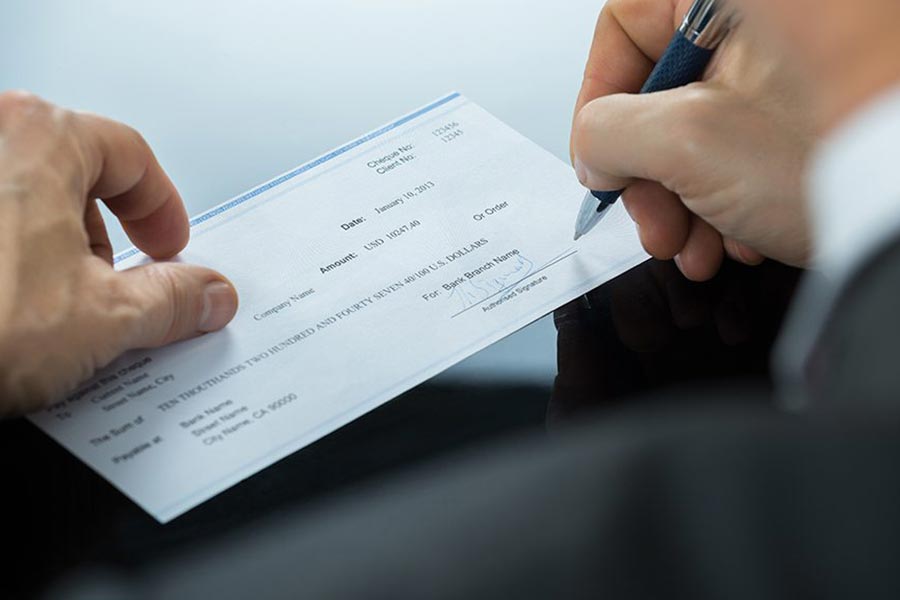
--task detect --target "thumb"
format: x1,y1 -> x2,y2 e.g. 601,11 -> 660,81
116,262 -> 239,349
572,85 -> 711,194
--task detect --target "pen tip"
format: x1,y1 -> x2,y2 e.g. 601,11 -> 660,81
573,232 -> 582,242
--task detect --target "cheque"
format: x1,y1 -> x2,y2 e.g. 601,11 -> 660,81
30,93 -> 648,522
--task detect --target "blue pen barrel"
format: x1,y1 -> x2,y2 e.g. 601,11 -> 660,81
641,33 -> 715,94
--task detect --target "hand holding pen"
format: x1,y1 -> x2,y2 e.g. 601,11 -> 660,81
570,0 -> 813,281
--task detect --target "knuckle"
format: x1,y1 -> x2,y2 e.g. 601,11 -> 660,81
0,90 -> 59,133
0,89 -> 43,114
52,104 -> 77,130
606,0 -> 638,23
602,0 -> 652,40
141,263 -> 182,301
0,92 -> 87,195
604,0 -> 630,18
120,121 -> 151,152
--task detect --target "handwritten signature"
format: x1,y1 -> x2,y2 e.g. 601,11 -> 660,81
449,254 -> 535,310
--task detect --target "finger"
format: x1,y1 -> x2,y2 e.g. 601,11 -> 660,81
573,0 -> 695,121
84,199 -> 114,264
621,180 -> 691,260
724,238 -> 766,266
573,86 -> 709,192
114,262 -> 238,350
674,216 -> 725,282
73,112 -> 189,259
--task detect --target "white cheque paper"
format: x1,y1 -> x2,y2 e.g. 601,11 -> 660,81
30,93 -> 647,522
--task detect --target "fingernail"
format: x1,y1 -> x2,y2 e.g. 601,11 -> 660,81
574,158 -> 589,187
199,281 -> 238,332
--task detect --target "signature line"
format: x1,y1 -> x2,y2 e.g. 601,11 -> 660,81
450,249 -> 579,319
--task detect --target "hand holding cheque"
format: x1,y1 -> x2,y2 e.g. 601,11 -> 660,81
0,92 -> 238,416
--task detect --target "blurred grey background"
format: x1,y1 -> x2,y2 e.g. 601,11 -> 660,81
0,0 -> 605,384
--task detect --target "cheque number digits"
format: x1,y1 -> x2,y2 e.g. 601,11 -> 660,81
433,122 -> 463,143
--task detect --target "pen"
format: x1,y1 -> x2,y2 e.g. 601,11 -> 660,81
573,0 -> 740,241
